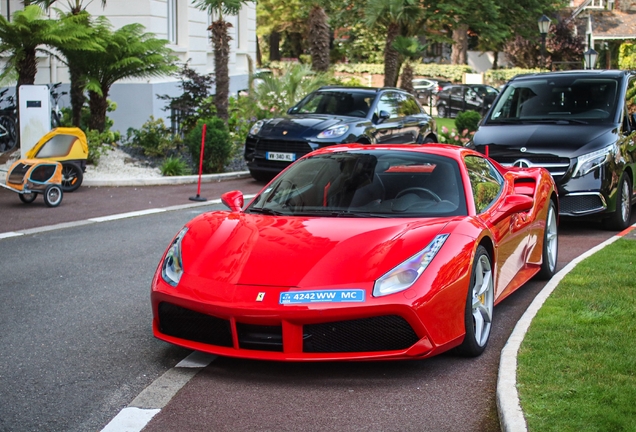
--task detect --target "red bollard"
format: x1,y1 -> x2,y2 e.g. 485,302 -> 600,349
189,123 -> 207,202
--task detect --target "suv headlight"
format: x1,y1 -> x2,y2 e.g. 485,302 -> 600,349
161,227 -> 188,287
572,144 -> 616,178
373,234 -> 449,297
249,120 -> 264,136
317,124 -> 349,139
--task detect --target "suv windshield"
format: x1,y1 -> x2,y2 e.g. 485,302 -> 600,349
247,150 -> 467,217
290,90 -> 375,118
488,77 -> 619,124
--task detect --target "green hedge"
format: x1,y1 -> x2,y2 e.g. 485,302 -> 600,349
484,67 -> 542,85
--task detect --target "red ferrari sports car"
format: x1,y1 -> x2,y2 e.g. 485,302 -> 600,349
151,144 -> 558,361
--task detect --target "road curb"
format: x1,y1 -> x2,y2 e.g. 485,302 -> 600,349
83,171 -> 251,187
497,224 -> 636,431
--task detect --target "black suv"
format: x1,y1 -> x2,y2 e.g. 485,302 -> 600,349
436,84 -> 499,117
471,70 -> 636,230
244,86 -> 437,181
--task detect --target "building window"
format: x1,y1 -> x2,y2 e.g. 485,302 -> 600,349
167,0 -> 177,44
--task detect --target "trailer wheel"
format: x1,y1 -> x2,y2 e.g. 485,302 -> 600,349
61,162 -> 83,192
19,192 -> 37,204
43,184 -> 63,207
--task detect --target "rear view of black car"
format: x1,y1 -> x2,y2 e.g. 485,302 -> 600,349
244,86 -> 437,181
471,70 -> 636,230
436,84 -> 499,118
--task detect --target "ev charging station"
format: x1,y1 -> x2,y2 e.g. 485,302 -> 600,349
19,85 -> 51,158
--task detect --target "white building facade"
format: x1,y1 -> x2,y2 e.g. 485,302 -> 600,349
1,0 -> 257,133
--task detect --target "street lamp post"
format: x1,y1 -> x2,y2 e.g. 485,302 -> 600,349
584,48 -> 598,70
538,14 -> 551,70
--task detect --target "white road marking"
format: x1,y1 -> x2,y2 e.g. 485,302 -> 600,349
0,232 -> 23,239
101,407 -> 160,432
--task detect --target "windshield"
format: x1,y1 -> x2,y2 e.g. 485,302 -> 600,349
487,77 -> 619,124
290,91 -> 374,118
247,150 -> 467,217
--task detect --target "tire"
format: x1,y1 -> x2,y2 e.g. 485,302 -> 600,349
437,105 -> 447,119
61,162 -> 83,192
249,169 -> 275,183
602,172 -> 632,231
535,200 -> 558,280
19,192 -> 37,204
0,115 -> 17,153
51,111 -> 61,128
43,184 -> 63,207
455,245 -> 494,357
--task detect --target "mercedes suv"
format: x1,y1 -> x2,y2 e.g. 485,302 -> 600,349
244,86 -> 437,182
471,70 -> 636,230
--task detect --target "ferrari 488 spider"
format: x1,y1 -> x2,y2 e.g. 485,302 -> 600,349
151,144 -> 558,361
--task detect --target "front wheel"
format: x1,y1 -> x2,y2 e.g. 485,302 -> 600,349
0,114 -> 17,153
19,192 -> 37,204
43,184 -> 63,207
436,105 -> 447,119
602,172 -> 632,231
61,162 -> 83,192
535,200 -> 558,280
455,245 -> 494,357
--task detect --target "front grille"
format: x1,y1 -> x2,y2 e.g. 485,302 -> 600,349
158,302 -> 233,347
496,156 -> 572,180
8,163 -> 31,185
237,323 -> 283,352
255,139 -> 313,155
303,315 -> 419,353
560,194 -> 605,215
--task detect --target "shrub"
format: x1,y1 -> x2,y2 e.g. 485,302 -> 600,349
438,126 -> 474,146
85,129 -> 112,165
185,117 -> 232,173
455,110 -> 482,134
125,116 -> 180,157
160,156 -> 191,176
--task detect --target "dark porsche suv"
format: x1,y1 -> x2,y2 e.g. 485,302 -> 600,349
471,70 -> 636,230
244,86 -> 437,181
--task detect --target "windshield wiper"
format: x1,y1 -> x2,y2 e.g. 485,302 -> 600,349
247,207 -> 286,216
522,118 -> 588,125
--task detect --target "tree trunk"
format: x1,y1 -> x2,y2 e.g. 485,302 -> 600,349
269,31 -> 281,61
17,47 -> 37,87
286,31 -> 303,59
308,5 -> 330,72
384,22 -> 400,87
68,65 -> 86,127
399,62 -> 414,93
451,23 -> 469,65
88,88 -> 108,132
492,51 -> 499,70
210,20 -> 232,122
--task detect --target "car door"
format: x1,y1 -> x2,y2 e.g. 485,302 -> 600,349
394,93 -> 428,143
449,86 -> 464,116
373,91 -> 403,144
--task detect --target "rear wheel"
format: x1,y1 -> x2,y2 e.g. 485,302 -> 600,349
19,192 -> 37,204
0,115 -> 17,152
455,246 -> 493,357
535,200 -> 558,280
61,162 -> 83,192
603,173 -> 632,231
437,104 -> 447,118
43,184 -> 63,207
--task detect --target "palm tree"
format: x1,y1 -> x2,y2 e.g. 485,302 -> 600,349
32,0 -> 108,127
192,0 -> 251,122
308,4 -> 330,72
82,22 -> 177,131
364,0 -> 423,88
392,36 -> 426,93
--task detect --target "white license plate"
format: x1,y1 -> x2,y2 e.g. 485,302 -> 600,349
266,152 -> 296,162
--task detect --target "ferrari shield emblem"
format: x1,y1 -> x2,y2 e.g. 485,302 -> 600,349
256,292 -> 265,301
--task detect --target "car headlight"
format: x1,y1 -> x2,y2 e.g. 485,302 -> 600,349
572,144 -> 616,178
249,120 -> 264,136
161,227 -> 188,287
317,124 -> 349,139
373,234 -> 449,297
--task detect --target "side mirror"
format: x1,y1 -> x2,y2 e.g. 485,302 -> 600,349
221,190 -> 244,212
377,110 -> 391,124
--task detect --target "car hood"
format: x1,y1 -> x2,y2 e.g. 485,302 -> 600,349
181,212 -> 452,288
260,115 -> 360,138
473,123 -> 616,157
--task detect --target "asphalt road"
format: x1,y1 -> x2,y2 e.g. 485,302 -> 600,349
0,179 -> 627,431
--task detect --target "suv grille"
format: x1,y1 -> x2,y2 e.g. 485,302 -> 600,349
492,155 -> 571,180
255,139 -> 313,155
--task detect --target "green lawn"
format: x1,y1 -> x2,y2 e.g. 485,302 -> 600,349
436,117 -> 455,134
517,238 -> 636,431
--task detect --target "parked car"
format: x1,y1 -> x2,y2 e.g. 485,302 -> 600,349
412,78 -> 452,104
244,86 -> 437,181
152,144 -> 558,361
436,84 -> 499,118
470,69 -> 636,230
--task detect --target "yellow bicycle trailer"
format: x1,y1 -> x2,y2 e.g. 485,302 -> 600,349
25,127 -> 88,192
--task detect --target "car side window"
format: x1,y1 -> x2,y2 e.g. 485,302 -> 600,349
465,155 -> 503,213
398,93 -> 422,116
451,87 -> 462,97
375,92 -> 400,120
